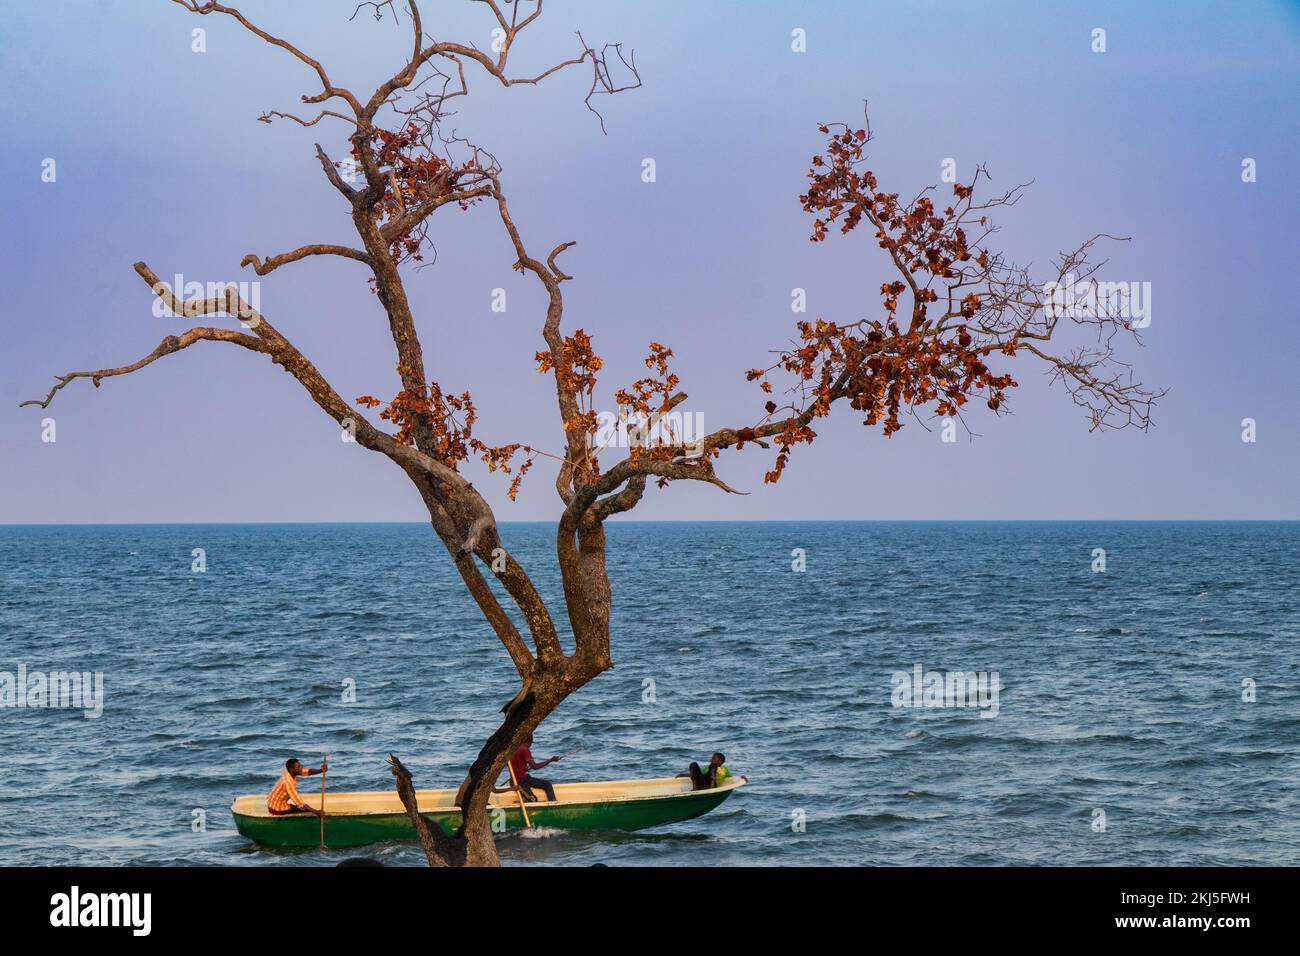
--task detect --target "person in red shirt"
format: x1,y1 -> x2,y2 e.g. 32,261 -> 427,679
507,734 -> 563,802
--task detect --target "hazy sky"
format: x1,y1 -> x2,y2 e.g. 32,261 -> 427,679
2,0 -> 1297,522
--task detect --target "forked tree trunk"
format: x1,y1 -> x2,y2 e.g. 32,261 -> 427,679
384,495 -> 612,867
391,653 -> 606,867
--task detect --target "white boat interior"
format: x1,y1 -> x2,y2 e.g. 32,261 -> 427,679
232,774 -> 746,818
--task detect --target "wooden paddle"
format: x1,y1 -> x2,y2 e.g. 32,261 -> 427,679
506,759 -> 533,829
319,753 -> 327,849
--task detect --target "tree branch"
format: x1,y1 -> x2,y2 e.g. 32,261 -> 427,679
241,244 -> 371,276
19,327 -> 265,409
315,144 -> 360,201
387,754 -> 465,867
172,1 -> 363,118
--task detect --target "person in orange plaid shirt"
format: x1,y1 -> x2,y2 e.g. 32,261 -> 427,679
267,757 -> 326,815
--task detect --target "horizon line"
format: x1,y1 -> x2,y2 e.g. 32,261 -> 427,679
2,518 -> 1299,528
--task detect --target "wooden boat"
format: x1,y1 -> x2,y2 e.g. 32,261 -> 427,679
231,775 -> 748,848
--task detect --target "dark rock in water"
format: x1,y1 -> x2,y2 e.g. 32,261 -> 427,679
337,857 -> 385,867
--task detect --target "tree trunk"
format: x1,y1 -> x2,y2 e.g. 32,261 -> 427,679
395,653 -> 608,867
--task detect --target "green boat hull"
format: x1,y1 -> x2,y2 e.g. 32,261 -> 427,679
232,777 -> 744,848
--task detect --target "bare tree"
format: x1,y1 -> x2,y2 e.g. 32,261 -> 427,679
23,3 -> 1160,867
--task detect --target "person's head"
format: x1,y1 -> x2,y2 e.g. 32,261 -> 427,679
710,752 -> 725,768
525,734 -> 534,745
286,758 -> 302,775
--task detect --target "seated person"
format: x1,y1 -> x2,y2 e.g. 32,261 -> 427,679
507,734 -> 563,802
677,752 -> 734,791
267,756 -> 325,816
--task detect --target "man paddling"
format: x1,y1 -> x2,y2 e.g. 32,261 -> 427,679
267,757 -> 326,816
507,734 -> 563,803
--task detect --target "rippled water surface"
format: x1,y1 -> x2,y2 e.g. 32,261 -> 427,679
1,521 -> 1297,866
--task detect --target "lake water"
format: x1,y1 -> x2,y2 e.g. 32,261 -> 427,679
1,521 -> 1297,866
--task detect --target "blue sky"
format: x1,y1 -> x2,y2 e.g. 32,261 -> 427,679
2,0 -> 1297,522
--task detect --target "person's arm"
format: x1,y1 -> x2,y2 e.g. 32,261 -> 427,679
285,774 -> 320,814
532,754 -> 563,770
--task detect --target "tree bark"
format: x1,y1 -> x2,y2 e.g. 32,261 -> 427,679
393,653 -> 607,867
